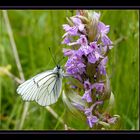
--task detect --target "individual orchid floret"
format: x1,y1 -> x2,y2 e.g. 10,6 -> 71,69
70,17 -> 85,32
87,115 -> 99,128
63,48 -> 75,57
92,82 -> 104,92
97,22 -> 112,45
98,56 -> 108,75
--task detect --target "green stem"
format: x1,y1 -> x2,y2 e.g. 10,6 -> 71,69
2,10 -> 29,130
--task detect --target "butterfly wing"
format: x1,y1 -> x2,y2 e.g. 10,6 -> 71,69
17,70 -> 62,106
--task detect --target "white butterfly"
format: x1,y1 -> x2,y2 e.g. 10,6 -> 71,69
17,65 -> 64,106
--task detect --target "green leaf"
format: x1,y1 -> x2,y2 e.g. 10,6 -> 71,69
62,90 -> 86,121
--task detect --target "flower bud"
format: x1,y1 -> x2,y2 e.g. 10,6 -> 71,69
86,11 -> 100,42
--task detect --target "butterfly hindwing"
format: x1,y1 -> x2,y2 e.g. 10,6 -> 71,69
36,75 -> 62,106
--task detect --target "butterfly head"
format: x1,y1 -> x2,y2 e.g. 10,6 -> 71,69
57,65 -> 61,70
53,65 -> 62,73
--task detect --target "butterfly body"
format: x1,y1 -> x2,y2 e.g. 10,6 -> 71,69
17,65 -> 64,106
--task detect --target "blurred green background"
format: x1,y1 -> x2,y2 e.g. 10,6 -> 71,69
0,10 -> 139,130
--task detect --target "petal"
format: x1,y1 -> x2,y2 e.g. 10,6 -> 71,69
68,26 -> 79,36
88,53 -> 97,64
77,63 -> 86,68
82,90 -> 92,103
101,56 -> 108,65
87,115 -> 98,128
98,22 -> 110,35
84,80 -> 91,89
101,34 -> 112,46
80,45 -> 90,56
91,115 -> 99,123
95,51 -> 102,60
93,83 -> 104,92
78,35 -> 88,46
63,48 -> 74,57
90,42 -> 98,50
62,35 -> 71,44
78,24 -> 85,32
71,17 -> 82,25
84,108 -> 92,116
99,65 -> 106,75
62,24 -> 71,31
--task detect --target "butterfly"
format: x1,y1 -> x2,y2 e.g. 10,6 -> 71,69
17,65 -> 65,106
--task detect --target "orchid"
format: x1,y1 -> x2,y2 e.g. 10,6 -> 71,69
62,10 -> 120,129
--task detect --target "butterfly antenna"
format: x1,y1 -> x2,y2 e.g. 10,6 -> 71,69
58,56 -> 66,65
48,47 -> 57,66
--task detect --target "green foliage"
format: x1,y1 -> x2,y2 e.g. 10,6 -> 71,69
0,10 -> 139,130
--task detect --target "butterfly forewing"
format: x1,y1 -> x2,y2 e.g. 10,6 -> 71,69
17,68 -> 63,106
